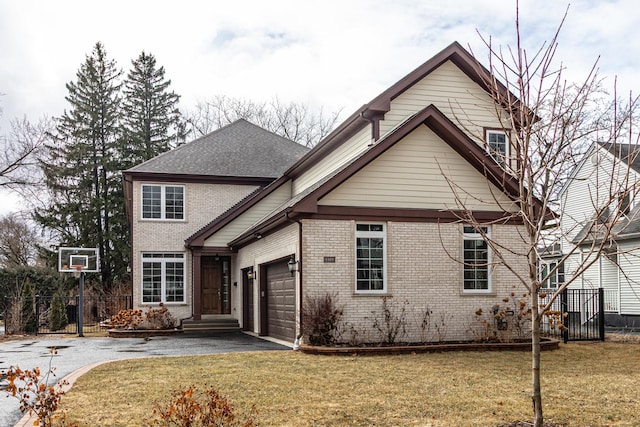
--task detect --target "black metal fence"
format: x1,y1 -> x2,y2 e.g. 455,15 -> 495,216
540,288 -> 604,343
3,295 -> 132,335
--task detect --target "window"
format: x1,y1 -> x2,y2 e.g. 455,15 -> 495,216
142,253 -> 185,303
618,190 -> 633,216
539,261 -> 563,289
486,130 -> 508,167
356,223 -> 386,293
463,226 -> 490,292
141,184 -> 184,220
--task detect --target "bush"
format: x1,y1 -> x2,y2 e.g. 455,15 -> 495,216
302,293 -> 344,346
370,296 -> 408,345
107,303 -> 176,330
145,385 -> 257,427
21,279 -> 36,334
48,291 -> 68,331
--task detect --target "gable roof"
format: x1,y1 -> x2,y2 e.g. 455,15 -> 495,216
598,142 -> 640,173
125,119 -> 309,179
283,41 -> 528,179
226,105 -> 527,248
186,42 -> 537,249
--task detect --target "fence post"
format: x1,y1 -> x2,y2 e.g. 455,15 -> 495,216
561,288 -> 568,344
598,288 -> 605,341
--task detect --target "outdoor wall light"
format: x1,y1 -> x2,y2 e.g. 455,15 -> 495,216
288,255 -> 299,276
247,270 -> 254,280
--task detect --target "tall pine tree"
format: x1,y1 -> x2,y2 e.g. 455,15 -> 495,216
36,42 -> 127,290
121,51 -> 186,167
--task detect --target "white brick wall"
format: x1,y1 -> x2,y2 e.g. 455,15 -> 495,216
302,219 -> 529,343
131,180 -> 259,320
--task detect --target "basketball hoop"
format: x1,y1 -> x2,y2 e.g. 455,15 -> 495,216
71,264 -> 84,278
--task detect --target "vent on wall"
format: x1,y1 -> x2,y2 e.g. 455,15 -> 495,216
591,152 -> 599,165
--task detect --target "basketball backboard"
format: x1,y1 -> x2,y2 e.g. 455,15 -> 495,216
58,247 -> 100,273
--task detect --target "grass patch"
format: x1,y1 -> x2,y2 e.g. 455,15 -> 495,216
58,341 -> 640,426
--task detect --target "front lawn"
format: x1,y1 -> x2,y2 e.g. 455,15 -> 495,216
59,341 -> 639,426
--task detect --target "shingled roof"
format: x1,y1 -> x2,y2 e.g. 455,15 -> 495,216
126,119 -> 309,178
598,141 -> 640,174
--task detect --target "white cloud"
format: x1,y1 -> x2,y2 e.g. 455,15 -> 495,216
1,0 -> 639,213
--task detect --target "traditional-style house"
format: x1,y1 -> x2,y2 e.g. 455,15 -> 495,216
124,42 -> 533,344
556,141 -> 640,328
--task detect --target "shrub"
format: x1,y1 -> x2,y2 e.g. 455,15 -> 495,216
108,308 -> 144,329
302,293 -> 343,346
5,348 -> 78,427
144,303 -> 177,329
145,385 -> 257,427
370,296 -> 408,345
48,291 -> 68,331
20,279 -> 36,334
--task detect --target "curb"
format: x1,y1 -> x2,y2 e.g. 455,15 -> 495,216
14,360 -> 113,427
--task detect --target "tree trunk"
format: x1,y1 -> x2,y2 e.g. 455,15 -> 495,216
531,295 -> 543,426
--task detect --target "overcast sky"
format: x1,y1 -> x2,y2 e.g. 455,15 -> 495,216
1,0 -> 639,214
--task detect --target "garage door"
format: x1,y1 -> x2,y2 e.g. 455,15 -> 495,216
266,261 -> 296,341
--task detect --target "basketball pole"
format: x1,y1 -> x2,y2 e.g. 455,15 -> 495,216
78,271 -> 84,337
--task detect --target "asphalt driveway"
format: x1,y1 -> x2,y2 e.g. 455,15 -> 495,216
0,332 -> 289,426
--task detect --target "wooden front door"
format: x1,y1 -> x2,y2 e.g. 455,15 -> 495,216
202,257 -> 222,314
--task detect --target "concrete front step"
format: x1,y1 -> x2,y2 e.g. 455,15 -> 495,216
181,318 -> 241,333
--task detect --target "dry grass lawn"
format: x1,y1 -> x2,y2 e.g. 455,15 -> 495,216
58,341 -> 640,426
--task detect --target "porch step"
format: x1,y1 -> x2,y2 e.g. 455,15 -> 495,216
181,318 -> 241,333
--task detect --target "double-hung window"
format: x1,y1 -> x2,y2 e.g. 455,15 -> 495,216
486,129 -> 508,167
539,261 -> 563,289
141,184 -> 184,220
142,253 -> 186,303
463,226 -> 491,292
356,223 -> 386,293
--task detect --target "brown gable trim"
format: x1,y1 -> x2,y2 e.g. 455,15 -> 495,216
190,246 -> 234,255
292,105 -> 521,214
284,42 -> 527,180
185,175 -> 293,247
123,171 -> 274,186
306,206 -> 524,224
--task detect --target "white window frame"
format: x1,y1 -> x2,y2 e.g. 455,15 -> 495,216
141,184 -> 185,221
539,260 -> 561,290
486,129 -> 509,167
141,252 -> 186,304
355,223 -> 387,294
462,226 -> 492,293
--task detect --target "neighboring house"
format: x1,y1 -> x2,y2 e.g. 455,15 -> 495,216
554,141 -> 640,327
124,42 -> 534,344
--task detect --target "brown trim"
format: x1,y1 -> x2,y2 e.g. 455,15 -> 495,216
304,206 -> 524,224
282,42 -> 531,181
185,175 -> 291,247
123,171 -> 274,186
242,267 -> 254,331
192,252 -> 202,320
259,263 -> 268,336
291,105 -> 522,214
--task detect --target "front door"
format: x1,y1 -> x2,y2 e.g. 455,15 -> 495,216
201,256 -> 230,314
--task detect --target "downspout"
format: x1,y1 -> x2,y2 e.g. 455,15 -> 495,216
286,210 -> 303,348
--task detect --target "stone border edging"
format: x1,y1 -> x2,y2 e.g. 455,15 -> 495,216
107,328 -> 183,338
299,338 -> 560,355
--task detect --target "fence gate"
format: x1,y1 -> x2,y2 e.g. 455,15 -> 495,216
560,288 -> 605,342
3,295 -> 132,336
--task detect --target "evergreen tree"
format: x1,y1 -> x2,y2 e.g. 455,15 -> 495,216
48,290 -> 68,331
121,51 -> 186,167
36,42 -> 127,290
21,279 -> 36,334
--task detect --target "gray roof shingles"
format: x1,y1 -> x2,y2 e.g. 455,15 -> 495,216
126,119 -> 309,178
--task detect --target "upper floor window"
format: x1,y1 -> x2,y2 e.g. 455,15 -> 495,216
486,129 -> 508,167
539,260 -> 563,289
356,223 -> 386,293
618,190 -> 633,216
463,226 -> 491,293
141,184 -> 184,220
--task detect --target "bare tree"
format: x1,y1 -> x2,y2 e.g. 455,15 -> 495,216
441,5 -> 640,426
0,116 -> 51,190
0,213 -> 40,267
185,95 -> 341,147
